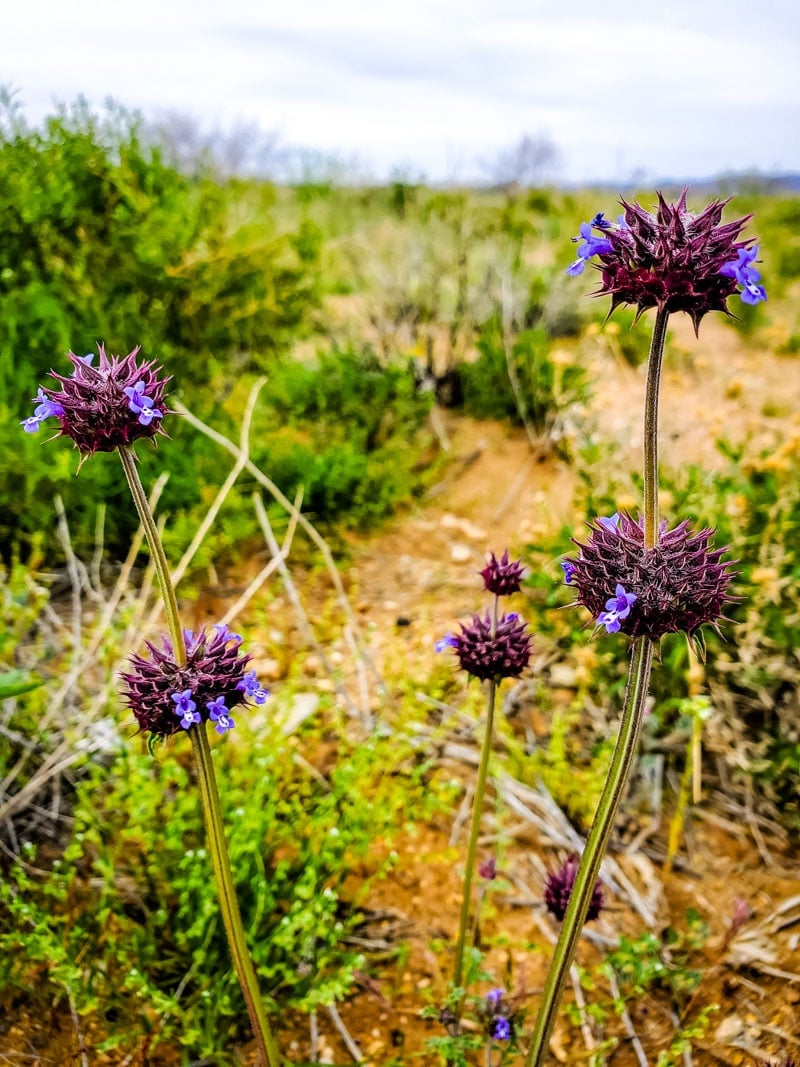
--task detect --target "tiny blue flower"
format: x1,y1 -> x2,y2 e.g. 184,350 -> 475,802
171,689 -> 197,715
207,696 -> 236,734
491,1016 -> 512,1041
604,583 -> 637,620
486,988 -> 504,1007
434,633 -> 459,653
597,512 -> 621,532
561,560 -> 576,585
21,415 -> 44,433
720,245 -> 767,305
212,623 -> 244,645
566,219 -> 615,274
597,610 -> 622,634
236,670 -> 269,704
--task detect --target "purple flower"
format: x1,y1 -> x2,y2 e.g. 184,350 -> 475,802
597,582 -> 638,633
566,190 -> 765,331
480,550 -> 526,596
121,627 -> 266,739
20,388 -> 66,433
486,988 -> 504,1007
24,345 -> 170,458
207,696 -> 236,735
236,669 -> 269,705
171,689 -> 197,715
566,220 -> 615,275
491,1016 -> 512,1041
478,856 -> 497,880
720,245 -> 767,305
597,512 -> 621,532
439,610 -> 532,682
434,633 -> 459,653
561,560 -> 576,585
544,854 -> 604,923
123,380 -> 164,427
562,512 -> 735,644
212,623 -> 243,645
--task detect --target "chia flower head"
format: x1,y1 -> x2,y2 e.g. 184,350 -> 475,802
563,512 -> 735,645
436,610 -> 531,682
120,625 -> 268,739
22,345 -> 170,457
544,854 -> 604,923
478,855 -> 498,880
480,550 -> 526,596
566,189 -> 766,331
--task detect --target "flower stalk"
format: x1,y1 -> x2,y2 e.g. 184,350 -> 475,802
527,299 -> 670,1065
118,445 -> 280,1067
525,636 -> 654,1065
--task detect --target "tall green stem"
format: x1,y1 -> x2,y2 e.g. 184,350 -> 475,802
452,678 -> 497,996
191,725 -> 281,1067
524,638 -> 654,1065
119,446 -> 280,1066
525,309 -> 669,1065
452,595 -> 500,1001
643,307 -> 670,549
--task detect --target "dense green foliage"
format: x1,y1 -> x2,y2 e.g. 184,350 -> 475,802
0,98 -> 320,558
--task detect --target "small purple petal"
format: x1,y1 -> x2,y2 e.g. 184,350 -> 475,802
434,633 -> 459,653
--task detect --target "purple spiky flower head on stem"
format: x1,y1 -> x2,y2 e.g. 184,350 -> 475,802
21,345 -> 170,459
562,512 -> 735,647
544,855 -> 604,923
120,624 -> 268,740
480,550 -> 526,596
436,611 -> 531,682
566,190 -> 766,333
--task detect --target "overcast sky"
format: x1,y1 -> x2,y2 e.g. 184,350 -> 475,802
3,0 -> 799,183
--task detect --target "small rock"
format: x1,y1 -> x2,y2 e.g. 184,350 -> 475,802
715,1015 -> 744,1044
450,543 -> 472,563
549,663 -> 578,688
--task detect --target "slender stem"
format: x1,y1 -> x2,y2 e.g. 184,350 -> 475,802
525,636 -> 654,1066
453,595 -> 500,1000
453,677 -> 497,997
191,725 -> 281,1067
119,446 -> 185,666
118,445 -> 280,1066
642,307 -> 670,548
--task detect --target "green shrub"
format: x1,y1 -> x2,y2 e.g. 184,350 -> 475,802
0,716 -> 441,1058
460,315 -> 589,439
0,96 -> 319,561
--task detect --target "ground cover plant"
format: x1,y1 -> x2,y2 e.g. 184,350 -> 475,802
3,98 -> 800,1064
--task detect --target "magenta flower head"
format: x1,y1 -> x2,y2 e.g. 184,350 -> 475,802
566,190 -> 765,332
562,512 -> 735,646
436,611 -> 531,682
544,854 -> 604,923
480,550 -> 526,596
21,345 -> 170,459
120,624 -> 268,739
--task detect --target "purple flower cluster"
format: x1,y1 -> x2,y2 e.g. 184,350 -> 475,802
479,550 -> 526,596
120,624 -> 268,739
543,854 -> 604,923
21,345 -> 170,457
565,190 -> 766,330
436,611 -> 531,682
436,550 -> 532,682
561,512 -> 735,643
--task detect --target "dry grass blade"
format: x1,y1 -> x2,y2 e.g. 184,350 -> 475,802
173,396 -> 386,695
